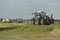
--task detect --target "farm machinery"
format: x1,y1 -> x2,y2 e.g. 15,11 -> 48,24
32,10 -> 54,25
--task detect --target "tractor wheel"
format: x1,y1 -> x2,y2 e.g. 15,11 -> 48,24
38,18 -> 41,25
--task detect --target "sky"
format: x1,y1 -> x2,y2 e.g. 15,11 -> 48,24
0,0 -> 60,19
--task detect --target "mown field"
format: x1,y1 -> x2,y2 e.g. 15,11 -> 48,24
0,22 -> 60,40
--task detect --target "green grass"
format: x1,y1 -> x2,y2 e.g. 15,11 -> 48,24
0,22 -> 60,40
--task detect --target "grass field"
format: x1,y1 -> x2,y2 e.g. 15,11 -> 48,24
0,22 -> 60,40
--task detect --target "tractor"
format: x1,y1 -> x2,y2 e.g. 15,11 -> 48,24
32,10 -> 54,25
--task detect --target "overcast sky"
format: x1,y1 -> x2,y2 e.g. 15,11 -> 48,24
0,0 -> 60,19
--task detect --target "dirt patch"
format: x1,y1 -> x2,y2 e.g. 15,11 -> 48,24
50,28 -> 60,37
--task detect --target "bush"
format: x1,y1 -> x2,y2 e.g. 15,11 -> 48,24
17,18 -> 23,23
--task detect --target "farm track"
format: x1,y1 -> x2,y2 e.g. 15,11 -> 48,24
0,36 -> 60,40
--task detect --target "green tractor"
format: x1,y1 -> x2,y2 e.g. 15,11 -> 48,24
32,10 -> 54,25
